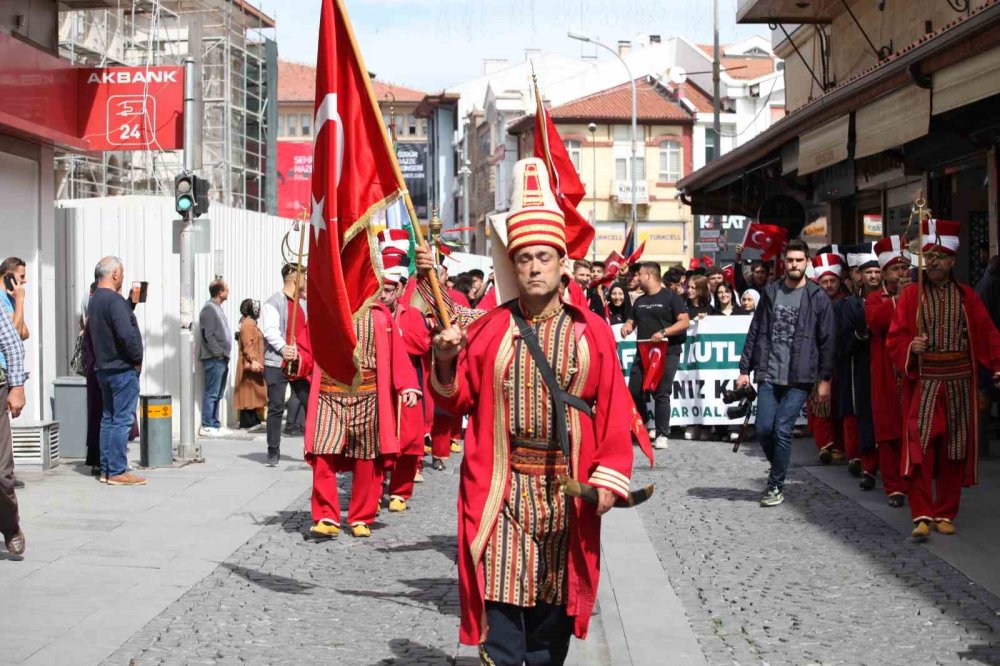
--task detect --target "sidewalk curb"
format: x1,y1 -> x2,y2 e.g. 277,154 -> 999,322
600,508 -> 709,665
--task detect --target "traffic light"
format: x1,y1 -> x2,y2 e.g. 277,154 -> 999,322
174,172 -> 211,218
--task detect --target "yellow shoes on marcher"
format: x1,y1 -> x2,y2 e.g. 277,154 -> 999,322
450,440 -> 463,453
935,520 -> 956,535
309,519 -> 340,539
351,523 -> 372,538
911,520 -> 931,540
389,496 -> 407,512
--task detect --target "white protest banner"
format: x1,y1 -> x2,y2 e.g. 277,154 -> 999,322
615,316 -> 807,426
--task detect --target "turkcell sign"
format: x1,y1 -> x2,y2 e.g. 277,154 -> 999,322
78,66 -> 184,151
614,318 -> 806,426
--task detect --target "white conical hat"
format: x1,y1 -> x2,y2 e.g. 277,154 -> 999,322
505,158 -> 566,258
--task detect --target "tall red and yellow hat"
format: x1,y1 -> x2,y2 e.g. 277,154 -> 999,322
505,158 -> 567,259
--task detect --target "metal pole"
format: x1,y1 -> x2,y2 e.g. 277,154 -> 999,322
177,56 -> 200,461
590,123 -> 597,261
462,122 -> 470,238
629,75 -> 638,241
589,40 -> 637,239
712,0 -> 722,159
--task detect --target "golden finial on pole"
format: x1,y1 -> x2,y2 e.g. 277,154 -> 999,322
281,209 -> 310,378
429,207 -> 443,264
908,192 -> 931,336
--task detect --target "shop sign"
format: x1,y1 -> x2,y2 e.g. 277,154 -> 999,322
863,214 -> 883,237
276,141 -> 313,219
615,180 -> 649,204
78,66 -> 184,151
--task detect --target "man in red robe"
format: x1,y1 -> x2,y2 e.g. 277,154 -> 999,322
427,158 -> 634,665
865,235 -> 911,507
887,219 -> 1000,539
303,279 -> 420,539
808,250 -> 854,464
376,230 -> 432,513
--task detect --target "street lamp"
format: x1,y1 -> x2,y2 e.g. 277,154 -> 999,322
588,122 -> 597,260
569,30 -> 638,241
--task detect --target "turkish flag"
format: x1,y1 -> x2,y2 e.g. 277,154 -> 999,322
638,340 -> 669,391
308,0 -> 404,386
742,222 -> 789,260
701,255 -> 715,268
722,264 -> 735,287
534,81 -> 594,259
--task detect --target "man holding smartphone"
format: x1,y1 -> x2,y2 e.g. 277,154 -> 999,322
0,293 -> 26,556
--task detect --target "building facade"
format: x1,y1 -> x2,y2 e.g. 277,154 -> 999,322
509,77 -> 696,267
682,0 -> 1000,286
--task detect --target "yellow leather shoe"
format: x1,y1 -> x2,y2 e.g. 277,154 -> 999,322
450,440 -> 462,453
424,444 -> 433,455
351,523 -> 372,538
375,501 -> 382,517
309,519 -> 340,539
830,449 -> 846,462
414,470 -> 425,483
388,497 -> 407,512
935,520 -> 956,535
911,520 -> 931,541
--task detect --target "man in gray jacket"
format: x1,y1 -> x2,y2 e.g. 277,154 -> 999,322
199,278 -> 232,437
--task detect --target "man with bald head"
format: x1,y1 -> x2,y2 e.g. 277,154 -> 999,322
88,256 -> 146,486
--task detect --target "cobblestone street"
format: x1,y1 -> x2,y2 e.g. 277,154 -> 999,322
633,439 -> 1000,666
86,436 -> 1000,666
104,458 -> 467,666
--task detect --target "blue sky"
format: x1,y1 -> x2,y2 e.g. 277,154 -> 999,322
258,0 -> 770,92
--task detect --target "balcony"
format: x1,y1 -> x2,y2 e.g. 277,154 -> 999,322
615,180 -> 649,205
737,0 -> 843,24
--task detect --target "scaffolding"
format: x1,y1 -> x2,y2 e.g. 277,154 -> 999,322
56,0 -> 275,213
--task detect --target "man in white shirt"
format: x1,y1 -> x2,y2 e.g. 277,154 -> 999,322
259,264 -> 309,466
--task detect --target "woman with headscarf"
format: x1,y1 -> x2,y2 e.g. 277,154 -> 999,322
606,283 -> 632,325
741,288 -> 760,313
234,298 -> 267,431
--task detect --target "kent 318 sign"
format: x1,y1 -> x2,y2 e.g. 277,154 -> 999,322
77,67 -> 185,151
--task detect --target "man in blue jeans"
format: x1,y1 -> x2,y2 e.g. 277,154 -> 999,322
198,278 -> 232,437
737,239 -> 835,507
88,256 -> 146,486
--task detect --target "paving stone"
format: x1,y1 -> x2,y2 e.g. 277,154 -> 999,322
632,438 -> 1000,666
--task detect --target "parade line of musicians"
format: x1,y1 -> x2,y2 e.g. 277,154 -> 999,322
248,157 -> 1000,664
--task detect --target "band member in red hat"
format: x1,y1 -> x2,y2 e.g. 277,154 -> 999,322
865,235 -> 912,507
424,158 -> 636,664
376,231 -> 432,513
840,243 -> 882,488
303,241 -> 420,540
888,219 -> 1000,539
808,250 -> 853,464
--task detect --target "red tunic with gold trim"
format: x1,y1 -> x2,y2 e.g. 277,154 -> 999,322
304,302 -> 417,461
393,302 -> 432,457
865,286 -> 903,443
886,280 -> 1000,486
430,300 -> 634,646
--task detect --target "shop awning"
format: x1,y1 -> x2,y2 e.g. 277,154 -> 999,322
797,116 -> 849,176
933,44 -> 1000,115
855,85 -> 931,159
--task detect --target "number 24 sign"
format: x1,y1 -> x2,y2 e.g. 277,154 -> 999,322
77,67 -> 184,151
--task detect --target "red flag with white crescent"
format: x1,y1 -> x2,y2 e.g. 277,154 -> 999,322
533,79 -> 594,259
741,222 -> 789,261
638,340 -> 669,391
308,0 -> 404,386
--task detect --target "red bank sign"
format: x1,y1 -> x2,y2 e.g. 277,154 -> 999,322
277,141 -> 314,219
77,66 -> 185,151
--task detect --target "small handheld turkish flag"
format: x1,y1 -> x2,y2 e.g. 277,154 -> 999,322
638,340 -> 669,391
741,222 -> 789,260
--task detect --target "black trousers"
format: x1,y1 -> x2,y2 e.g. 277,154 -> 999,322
628,353 -> 680,434
481,602 -> 573,666
264,366 -> 310,455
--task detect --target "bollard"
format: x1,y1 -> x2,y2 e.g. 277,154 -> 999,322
140,395 -> 174,467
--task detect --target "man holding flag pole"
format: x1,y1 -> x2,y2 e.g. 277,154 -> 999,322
301,0 -> 448,539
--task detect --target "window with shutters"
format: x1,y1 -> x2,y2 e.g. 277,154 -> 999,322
564,140 -> 581,173
615,156 -> 645,180
659,141 -> 681,182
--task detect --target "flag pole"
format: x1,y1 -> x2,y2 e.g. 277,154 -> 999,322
335,0 -> 451,328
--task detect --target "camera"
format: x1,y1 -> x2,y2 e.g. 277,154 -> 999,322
722,383 -> 757,420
